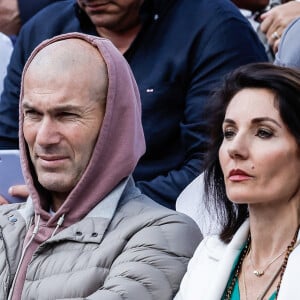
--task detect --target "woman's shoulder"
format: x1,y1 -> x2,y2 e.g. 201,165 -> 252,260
191,235 -> 227,263
174,235 -> 228,300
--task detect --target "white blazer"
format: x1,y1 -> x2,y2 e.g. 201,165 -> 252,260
174,220 -> 300,300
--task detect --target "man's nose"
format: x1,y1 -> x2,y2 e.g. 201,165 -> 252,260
35,118 -> 61,146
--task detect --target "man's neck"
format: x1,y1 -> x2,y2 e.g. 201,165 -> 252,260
51,192 -> 68,212
96,24 -> 142,54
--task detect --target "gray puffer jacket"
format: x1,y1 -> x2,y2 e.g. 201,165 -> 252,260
0,178 -> 201,300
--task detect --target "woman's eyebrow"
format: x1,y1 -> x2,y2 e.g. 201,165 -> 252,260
223,118 -> 235,125
251,117 -> 282,128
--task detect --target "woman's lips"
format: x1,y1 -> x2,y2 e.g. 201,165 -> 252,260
228,169 -> 253,182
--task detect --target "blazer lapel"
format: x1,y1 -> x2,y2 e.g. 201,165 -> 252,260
277,234 -> 300,299
206,220 -> 249,300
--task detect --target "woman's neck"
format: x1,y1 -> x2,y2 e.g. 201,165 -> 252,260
248,201 -> 300,262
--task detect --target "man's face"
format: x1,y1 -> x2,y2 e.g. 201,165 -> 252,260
77,0 -> 143,32
22,51 -> 106,196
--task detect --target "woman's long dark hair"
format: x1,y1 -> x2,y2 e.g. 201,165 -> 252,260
203,63 -> 300,243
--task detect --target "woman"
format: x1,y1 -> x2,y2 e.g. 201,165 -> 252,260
175,63 -> 300,300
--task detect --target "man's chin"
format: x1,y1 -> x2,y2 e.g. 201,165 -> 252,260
37,175 -> 73,194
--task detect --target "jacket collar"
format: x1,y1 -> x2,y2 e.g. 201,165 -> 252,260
18,177 -> 129,244
205,220 -> 300,300
204,220 -> 250,300
277,233 -> 300,299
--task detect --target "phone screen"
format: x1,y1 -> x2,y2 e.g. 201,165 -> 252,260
0,150 -> 26,203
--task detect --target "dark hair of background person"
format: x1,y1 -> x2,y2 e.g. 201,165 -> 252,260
231,0 -> 293,12
203,62 -> 300,243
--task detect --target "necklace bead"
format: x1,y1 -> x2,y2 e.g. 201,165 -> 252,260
249,246 -> 286,278
253,270 -> 264,277
223,225 -> 300,300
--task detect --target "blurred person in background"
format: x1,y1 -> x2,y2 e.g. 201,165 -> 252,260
0,0 -> 267,208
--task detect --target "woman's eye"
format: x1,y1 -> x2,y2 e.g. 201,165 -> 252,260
223,129 -> 235,139
256,128 -> 273,139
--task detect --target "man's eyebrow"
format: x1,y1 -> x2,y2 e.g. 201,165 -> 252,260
22,102 -> 82,112
22,102 -> 35,110
51,104 -> 82,113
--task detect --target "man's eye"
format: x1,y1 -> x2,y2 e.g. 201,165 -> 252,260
24,110 -> 41,119
59,112 -> 78,118
255,128 -> 273,139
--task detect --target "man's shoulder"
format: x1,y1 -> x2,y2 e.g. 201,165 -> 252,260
15,0 -> 83,60
110,192 -> 202,258
115,191 -> 201,242
160,0 -> 252,36
28,0 -> 75,17
0,203 -> 27,236
19,0 -> 79,35
171,0 -> 243,16
0,202 -> 25,216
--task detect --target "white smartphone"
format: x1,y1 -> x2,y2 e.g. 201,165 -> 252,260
0,150 -> 26,203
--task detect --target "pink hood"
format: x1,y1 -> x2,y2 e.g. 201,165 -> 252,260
19,32 -> 146,227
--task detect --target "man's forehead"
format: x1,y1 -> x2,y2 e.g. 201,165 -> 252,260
23,37 -> 109,106
27,38 -> 105,74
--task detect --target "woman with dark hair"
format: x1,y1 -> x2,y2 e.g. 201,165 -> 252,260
175,63 -> 300,300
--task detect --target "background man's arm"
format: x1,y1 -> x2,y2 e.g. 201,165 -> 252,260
136,13 -> 267,208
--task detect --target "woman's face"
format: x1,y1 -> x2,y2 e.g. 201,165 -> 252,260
219,88 -> 300,205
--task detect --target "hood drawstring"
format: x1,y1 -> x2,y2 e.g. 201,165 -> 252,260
8,214 -> 41,300
8,213 -> 65,299
51,214 -> 65,237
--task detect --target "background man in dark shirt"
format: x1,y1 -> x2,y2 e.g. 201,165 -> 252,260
0,0 -> 267,207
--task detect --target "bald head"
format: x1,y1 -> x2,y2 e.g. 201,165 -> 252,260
22,38 -> 110,202
24,38 -> 108,104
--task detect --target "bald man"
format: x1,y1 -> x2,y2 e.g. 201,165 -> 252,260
0,33 -> 201,300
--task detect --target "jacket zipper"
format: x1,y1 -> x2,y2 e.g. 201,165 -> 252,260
7,215 -> 41,300
0,226 -> 11,299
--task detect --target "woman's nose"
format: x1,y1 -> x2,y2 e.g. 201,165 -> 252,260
227,134 -> 249,160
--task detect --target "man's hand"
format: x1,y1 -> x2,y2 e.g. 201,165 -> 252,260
0,195 -> 8,204
0,185 -> 29,204
260,1 -> 300,53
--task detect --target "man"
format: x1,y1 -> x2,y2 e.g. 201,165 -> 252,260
0,0 -> 268,208
0,33 -> 201,299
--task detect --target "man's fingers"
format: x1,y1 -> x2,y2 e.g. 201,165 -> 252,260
0,195 -> 9,205
260,11 -> 274,33
9,185 -> 29,198
272,38 -> 280,54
